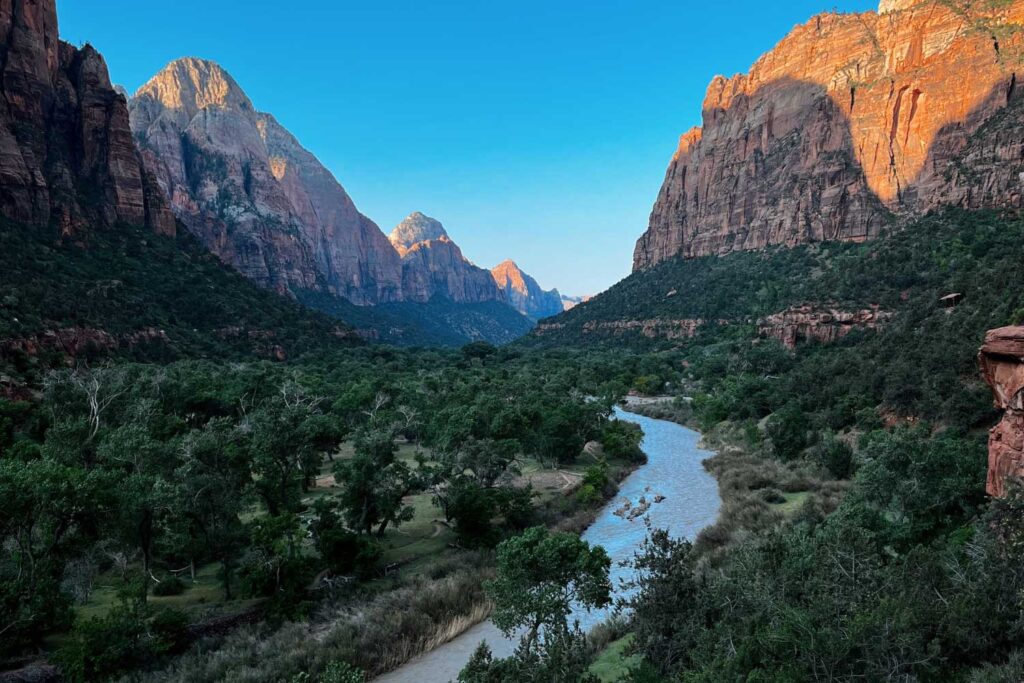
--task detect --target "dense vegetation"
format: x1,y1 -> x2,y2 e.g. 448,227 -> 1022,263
514,209 -> 1024,682
535,208 -> 1022,351
301,292 -> 536,347
0,219 -> 357,389
0,340 -> 665,681
4,208 -> 1024,682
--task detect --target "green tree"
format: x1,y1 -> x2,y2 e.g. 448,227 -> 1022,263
334,428 -> 418,537
0,459 -> 115,652
487,526 -> 611,654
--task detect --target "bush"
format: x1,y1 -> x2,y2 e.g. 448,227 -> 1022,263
766,405 -> 810,461
56,604 -> 148,682
151,575 -> 187,597
602,420 -> 645,463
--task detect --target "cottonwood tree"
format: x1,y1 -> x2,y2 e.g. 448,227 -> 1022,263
334,428 -> 419,537
176,418 -> 250,599
0,459 -> 116,651
487,526 -> 611,655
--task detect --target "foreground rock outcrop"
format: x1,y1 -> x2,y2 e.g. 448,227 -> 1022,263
635,0 -> 1024,270
388,212 -> 505,304
491,260 -> 563,320
0,0 -> 174,236
980,326 -> 1024,497
129,58 -> 404,304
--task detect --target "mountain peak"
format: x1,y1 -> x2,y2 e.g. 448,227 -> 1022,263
135,57 -> 254,118
389,212 -> 450,251
491,260 -> 563,320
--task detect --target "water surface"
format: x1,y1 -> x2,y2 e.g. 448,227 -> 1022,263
375,407 -> 721,682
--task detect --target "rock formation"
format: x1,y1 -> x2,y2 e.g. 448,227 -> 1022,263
757,305 -> 892,349
491,260 -> 563,320
0,0 -> 175,236
129,58 -> 403,304
388,212 -> 505,304
560,295 -> 589,311
635,0 -> 1024,271
980,326 -> 1024,497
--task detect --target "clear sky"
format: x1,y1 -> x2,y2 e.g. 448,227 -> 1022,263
58,0 -> 877,297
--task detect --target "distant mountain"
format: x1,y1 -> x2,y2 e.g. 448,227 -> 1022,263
388,212 -> 505,304
129,58 -> 403,305
491,260 -> 563,320
129,62 -> 532,346
390,212 -> 450,253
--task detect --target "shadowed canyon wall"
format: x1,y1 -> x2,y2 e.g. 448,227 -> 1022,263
635,0 -> 1024,270
0,0 -> 174,236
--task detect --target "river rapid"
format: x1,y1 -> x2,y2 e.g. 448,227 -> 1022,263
374,406 -> 722,683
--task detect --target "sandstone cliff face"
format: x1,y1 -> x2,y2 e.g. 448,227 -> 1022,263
758,305 -> 892,349
129,58 -> 403,304
388,212 -> 505,304
980,326 -> 1024,497
491,260 -> 563,320
635,0 -> 1024,270
0,0 -> 174,236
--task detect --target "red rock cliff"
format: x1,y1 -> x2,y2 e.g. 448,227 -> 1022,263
0,0 -> 174,236
635,0 -> 1024,270
980,326 -> 1024,497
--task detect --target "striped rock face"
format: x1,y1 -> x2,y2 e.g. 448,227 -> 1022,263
130,58 -> 405,305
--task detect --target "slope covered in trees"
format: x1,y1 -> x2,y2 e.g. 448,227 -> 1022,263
0,219 -> 359,390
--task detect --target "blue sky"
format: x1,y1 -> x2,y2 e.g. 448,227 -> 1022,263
59,0 -> 876,296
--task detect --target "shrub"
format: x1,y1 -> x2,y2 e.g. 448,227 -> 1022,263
151,576 -> 186,597
56,604 -> 148,682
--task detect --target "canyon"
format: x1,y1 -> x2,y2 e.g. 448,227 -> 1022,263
0,0 -> 174,237
634,0 -> 1024,270
980,326 -> 1024,497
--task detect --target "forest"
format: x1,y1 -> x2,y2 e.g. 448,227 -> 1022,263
3,210 -> 1024,682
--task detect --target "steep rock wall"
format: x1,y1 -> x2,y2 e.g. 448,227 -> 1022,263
129,58 -> 403,304
491,260 -> 563,320
635,0 -> 1024,270
0,0 -> 174,235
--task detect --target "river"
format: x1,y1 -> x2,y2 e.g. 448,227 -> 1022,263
374,407 -> 721,683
